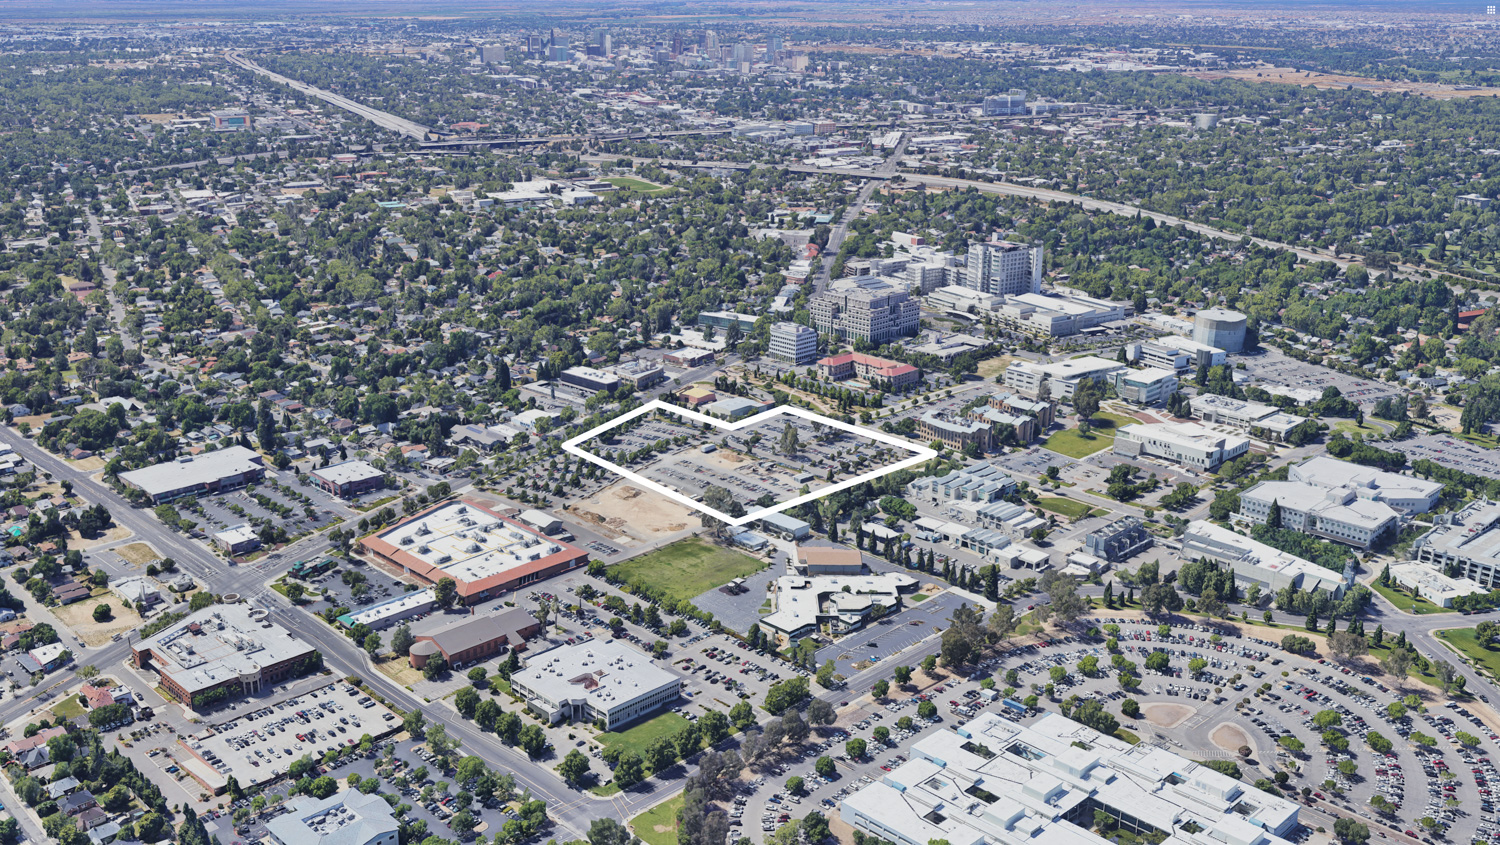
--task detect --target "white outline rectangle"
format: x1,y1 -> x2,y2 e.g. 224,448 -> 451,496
561,400 -> 939,527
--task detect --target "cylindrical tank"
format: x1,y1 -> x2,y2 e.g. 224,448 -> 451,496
409,640 -> 440,669
1193,113 -> 1220,131
1193,308 -> 1247,354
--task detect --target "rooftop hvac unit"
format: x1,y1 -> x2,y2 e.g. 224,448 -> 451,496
418,545 -> 431,554
400,536 -> 414,546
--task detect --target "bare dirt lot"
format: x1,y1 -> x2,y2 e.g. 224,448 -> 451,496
1142,702 -> 1196,729
1211,723 -> 1253,755
1182,67 -> 1500,99
68,526 -> 134,551
116,542 -> 162,566
568,481 -> 694,541
53,594 -> 143,646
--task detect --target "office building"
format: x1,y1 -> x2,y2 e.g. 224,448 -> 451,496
1387,562 -> 1484,609
907,463 -> 1017,505
919,412 -> 994,453
982,89 -> 1028,116
697,310 -> 759,333
1113,423 -> 1249,471
770,322 -> 819,365
1003,357 -> 1124,402
1457,194 -> 1493,210
267,790 -> 399,845
759,513 -> 811,541
408,608 -> 540,669
842,711 -> 1301,845
761,572 -> 916,645
1192,308 -> 1247,354
1084,517 -> 1153,562
559,366 -> 622,394
928,285 -> 1003,314
480,44 -> 506,63
1152,335 -> 1226,370
707,396 -> 764,419
994,291 -> 1131,338
1412,500 -> 1500,589
1181,520 -> 1352,597
1188,394 -> 1306,441
338,590 -> 437,631
817,352 -> 920,388
1108,368 -> 1179,407
310,460 -> 386,498
964,240 -> 1042,296
360,499 -> 589,605
610,359 -> 665,390
810,281 -> 919,343
132,605 -> 319,705
1287,456 -> 1441,514
212,524 -> 261,556
1237,458 -> 1435,549
967,405 -> 1038,444
120,445 -> 265,504
512,639 -> 682,729
986,392 -> 1056,432
208,109 -> 251,130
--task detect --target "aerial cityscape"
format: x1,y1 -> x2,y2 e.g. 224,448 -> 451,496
6,2 -> 1500,845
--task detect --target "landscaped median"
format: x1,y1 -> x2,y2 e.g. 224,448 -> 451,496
1436,628 -> 1500,681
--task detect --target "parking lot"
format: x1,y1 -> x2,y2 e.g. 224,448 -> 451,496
297,556 -> 415,611
995,445 -> 1076,480
815,590 -> 970,679
183,681 -> 401,790
1397,432 -> 1500,480
1235,348 -> 1403,408
174,471 -> 353,547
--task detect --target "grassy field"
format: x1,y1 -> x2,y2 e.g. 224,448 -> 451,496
1371,580 -> 1453,615
1438,629 -> 1500,679
605,176 -> 669,193
597,711 -> 690,761
611,538 -> 765,603
1042,411 -> 1134,458
1042,428 -> 1113,458
633,794 -> 685,845
116,542 -> 161,566
1035,497 -> 1097,519
1333,420 -> 1387,438
50,696 -> 86,722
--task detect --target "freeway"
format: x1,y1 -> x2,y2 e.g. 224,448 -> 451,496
225,52 -> 432,141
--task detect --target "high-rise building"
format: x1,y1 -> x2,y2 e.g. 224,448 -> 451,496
671,32 -> 684,56
767,34 -> 783,57
704,30 -> 719,53
1193,308 -> 1247,354
982,89 -> 1028,115
769,322 -> 818,365
964,240 -> 1043,296
810,281 -> 919,344
479,44 -> 505,64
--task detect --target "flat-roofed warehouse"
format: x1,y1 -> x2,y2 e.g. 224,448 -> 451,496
512,639 -> 682,729
360,499 -> 588,604
131,604 -> 319,705
119,445 -> 265,504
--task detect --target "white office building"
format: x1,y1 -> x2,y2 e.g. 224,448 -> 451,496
810,278 -> 920,343
965,240 -> 1043,296
769,322 -> 818,365
1188,394 -> 1306,441
761,572 -> 917,646
1237,457 -> 1437,549
512,640 -> 682,729
1108,368 -> 1179,407
993,291 -> 1131,338
1003,357 -> 1125,402
843,711 -> 1301,845
1410,500 -> 1500,590
1113,423 -> 1249,471
1181,520 -> 1353,597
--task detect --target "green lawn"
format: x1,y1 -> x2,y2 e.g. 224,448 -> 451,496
633,794 -> 685,845
605,176 -> 669,193
51,696 -> 86,721
911,593 -> 930,602
1090,412 -> 1136,433
1438,629 -> 1500,680
1035,497 -> 1095,519
597,711 -> 690,761
611,538 -> 766,603
1333,420 -> 1386,438
1043,428 -> 1113,458
1371,580 -> 1453,615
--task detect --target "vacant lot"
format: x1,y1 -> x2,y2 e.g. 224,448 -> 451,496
569,481 -> 695,542
610,538 -> 767,603
54,596 -> 142,646
115,543 -> 161,566
604,176 -> 669,193
1035,497 -> 1096,520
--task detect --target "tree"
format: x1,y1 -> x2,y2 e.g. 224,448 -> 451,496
778,422 -> 800,458
1328,630 -> 1367,662
427,722 -> 461,768
645,736 -> 677,773
518,724 -> 548,758
873,679 -> 890,699
1435,660 -> 1461,694
455,686 -> 480,718
1334,818 -> 1371,845
559,749 -> 591,786
92,603 -> 112,622
786,775 -> 805,795
846,738 -> 867,759
588,818 -> 638,845
1120,699 -> 1140,718
363,631 -> 382,656
806,698 -> 835,726
893,665 -> 913,685
404,709 -> 427,739
432,577 -> 458,609
1312,710 -> 1343,730
801,811 -> 830,843
613,753 -> 645,789
816,755 -> 835,779
390,623 -> 415,656
1382,647 -> 1415,682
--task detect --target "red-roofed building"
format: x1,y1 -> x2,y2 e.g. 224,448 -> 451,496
360,499 -> 588,605
1458,309 -> 1489,332
816,352 -> 920,388
4,726 -> 64,755
81,684 -> 132,710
